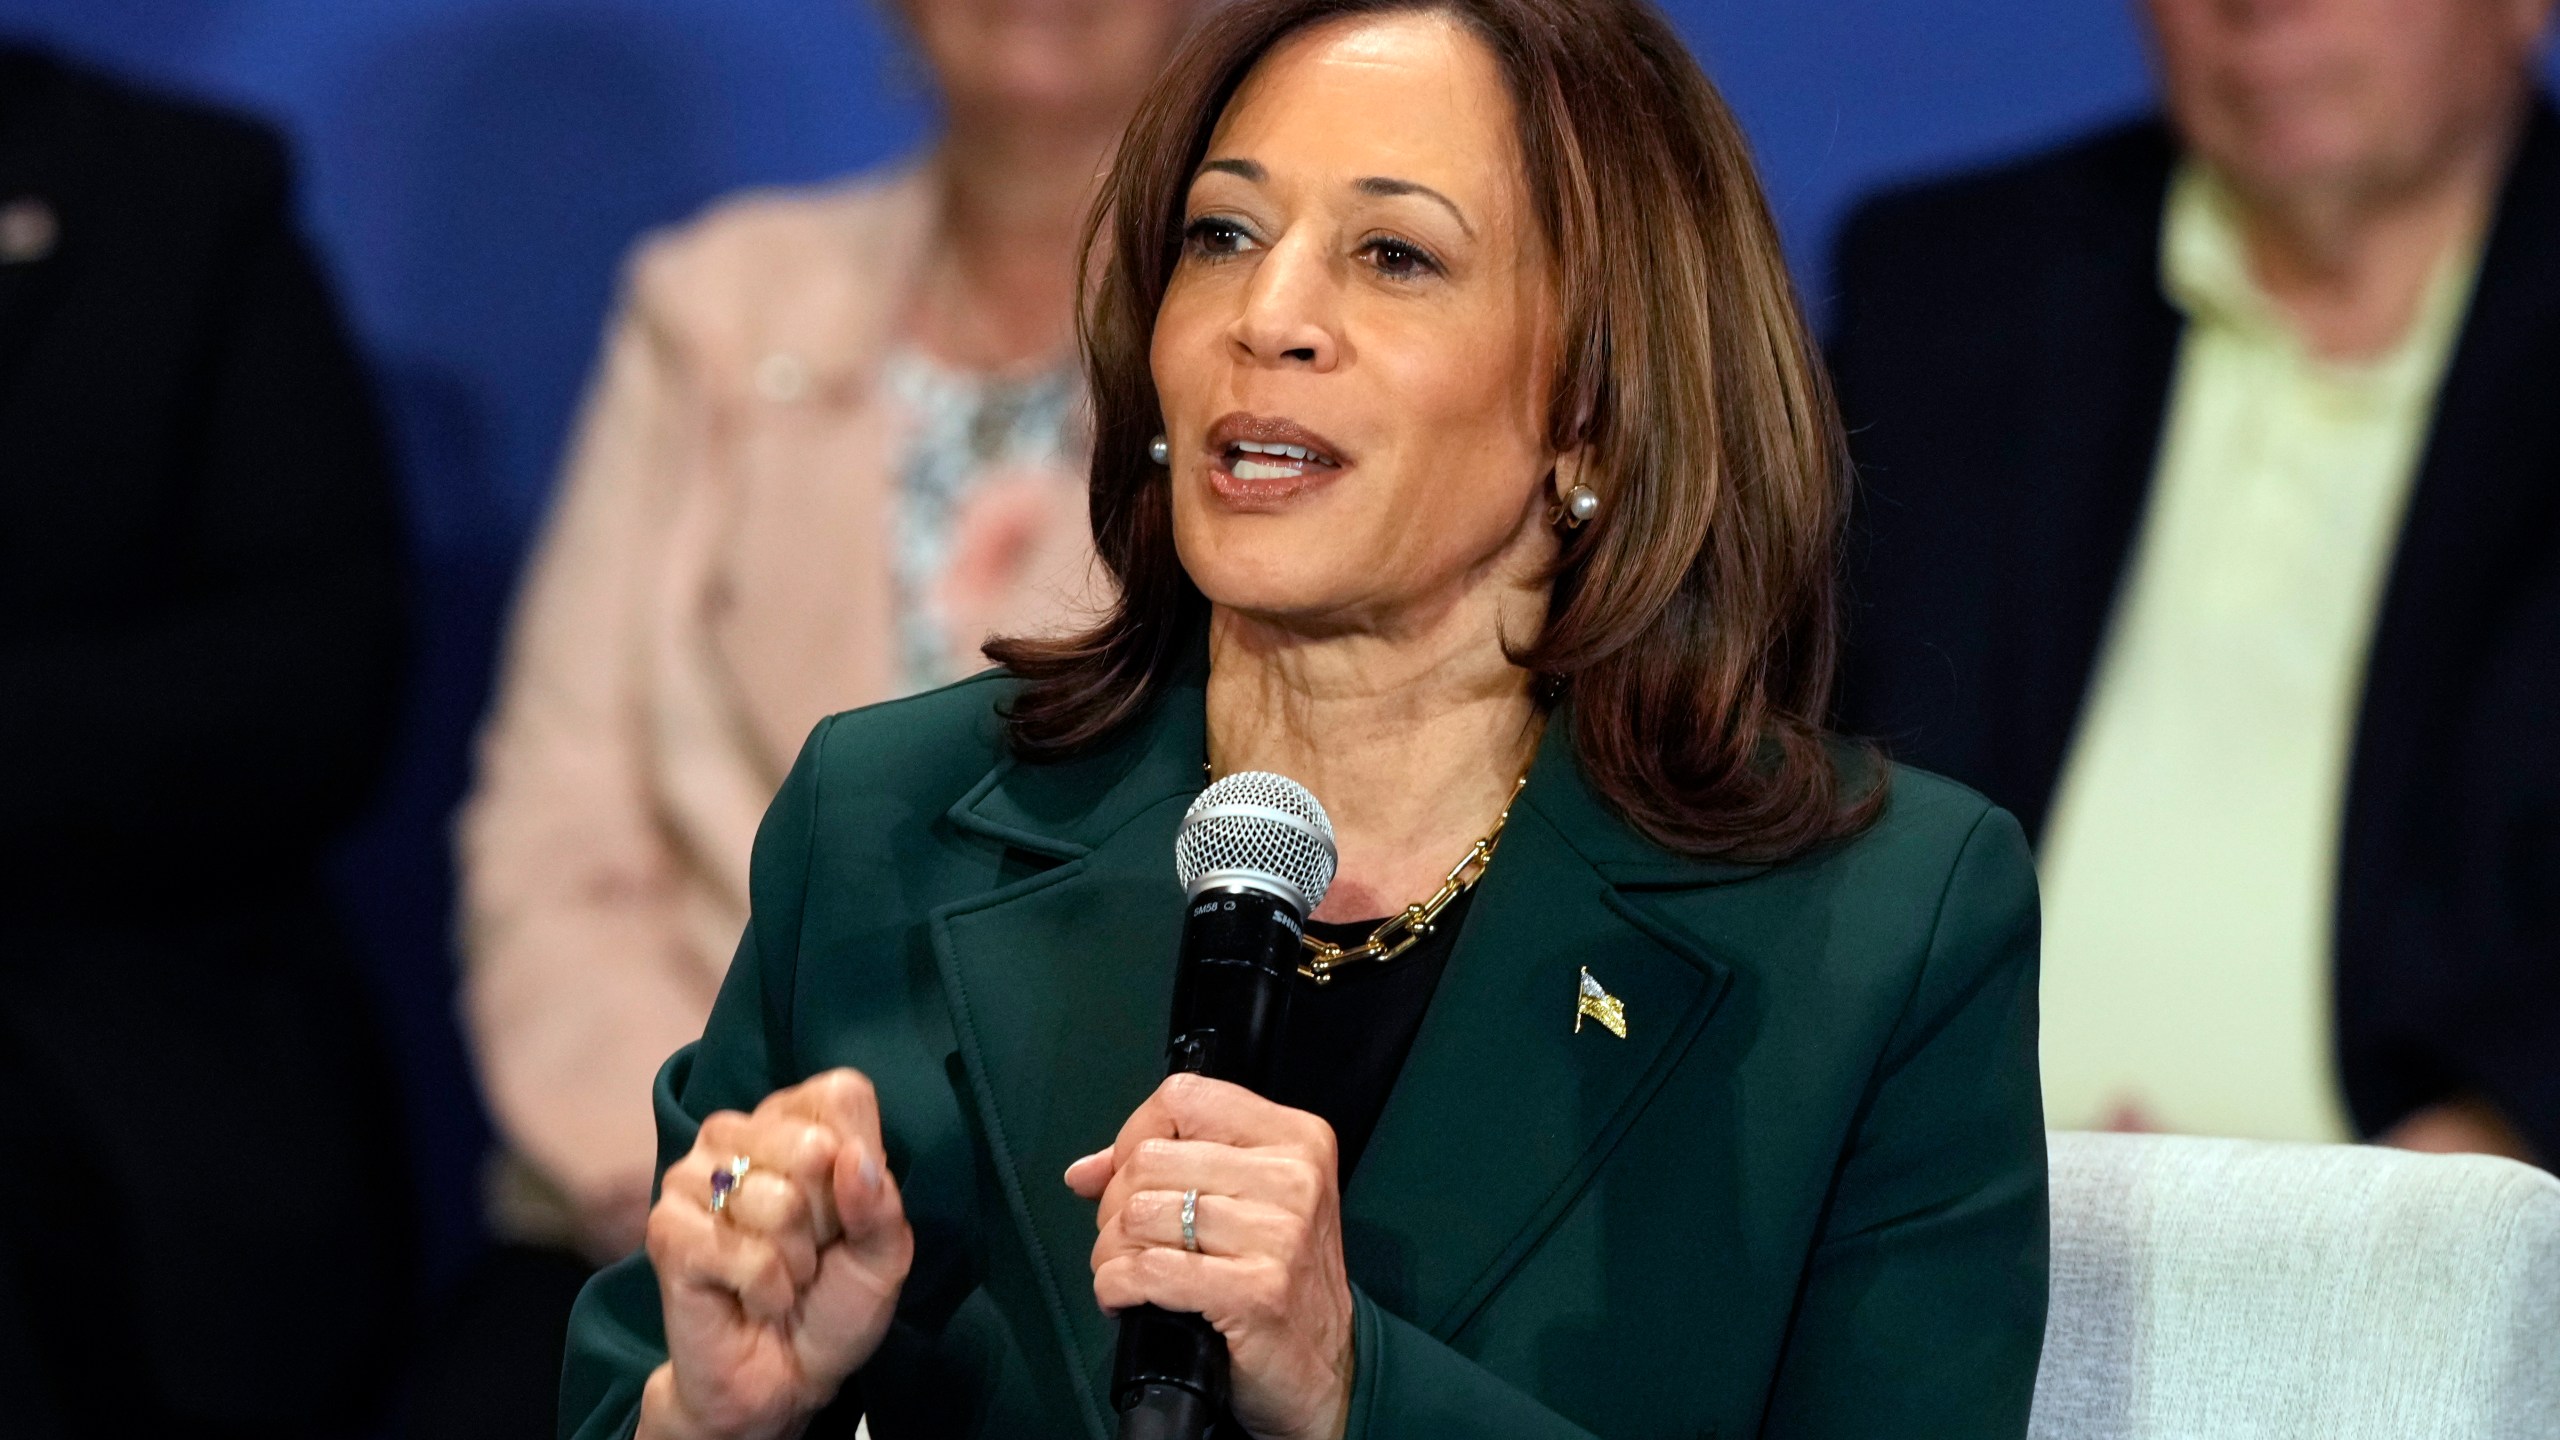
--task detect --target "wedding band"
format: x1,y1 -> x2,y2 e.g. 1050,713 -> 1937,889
1180,1189 -> 1200,1253
710,1155 -> 750,1218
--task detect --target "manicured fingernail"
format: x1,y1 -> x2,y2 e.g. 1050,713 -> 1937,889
858,1156 -> 883,1191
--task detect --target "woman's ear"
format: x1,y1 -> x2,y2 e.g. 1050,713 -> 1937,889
1551,446 -> 1589,504
1548,446 -> 1602,530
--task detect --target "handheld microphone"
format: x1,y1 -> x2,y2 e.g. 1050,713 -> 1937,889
1113,772 -> 1338,1440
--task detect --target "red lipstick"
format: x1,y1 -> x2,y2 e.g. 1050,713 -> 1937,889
1200,412 -> 1352,510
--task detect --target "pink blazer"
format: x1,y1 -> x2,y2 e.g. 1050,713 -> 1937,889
458,166 -> 1099,1247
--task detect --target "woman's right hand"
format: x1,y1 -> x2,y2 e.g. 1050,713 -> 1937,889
638,1069 -> 915,1440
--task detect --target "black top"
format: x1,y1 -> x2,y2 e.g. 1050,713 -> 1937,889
0,45 -> 408,914
1268,889 -> 1474,1181
1827,105 -> 2560,1160
0,44 -> 413,1435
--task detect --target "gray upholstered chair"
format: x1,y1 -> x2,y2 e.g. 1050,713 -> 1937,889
2032,1131 -> 2560,1440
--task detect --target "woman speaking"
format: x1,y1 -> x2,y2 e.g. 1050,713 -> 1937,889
563,1 -> 2048,1437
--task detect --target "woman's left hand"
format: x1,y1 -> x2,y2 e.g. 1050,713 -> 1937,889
1065,1073 -> 1356,1440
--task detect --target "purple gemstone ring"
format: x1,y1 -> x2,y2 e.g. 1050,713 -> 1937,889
708,1155 -> 751,1218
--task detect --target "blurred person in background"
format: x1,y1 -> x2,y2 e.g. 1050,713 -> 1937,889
0,44 -> 414,1440
1831,0 -> 2559,1163
422,3 -> 1208,1432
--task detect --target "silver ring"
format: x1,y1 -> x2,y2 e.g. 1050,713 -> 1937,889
1180,1188 -> 1200,1253
710,1154 -> 750,1218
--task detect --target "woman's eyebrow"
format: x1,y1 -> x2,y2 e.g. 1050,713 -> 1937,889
1356,176 -> 1475,237
1193,159 -> 1475,240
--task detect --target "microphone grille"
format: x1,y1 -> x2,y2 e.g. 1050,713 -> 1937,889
1175,771 -> 1337,914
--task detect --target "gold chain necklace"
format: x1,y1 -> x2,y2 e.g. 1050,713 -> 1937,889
1296,776 -> 1527,986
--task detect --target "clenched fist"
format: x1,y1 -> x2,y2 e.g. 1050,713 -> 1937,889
638,1069 -> 914,1440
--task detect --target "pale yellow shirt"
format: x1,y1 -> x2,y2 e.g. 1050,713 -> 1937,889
2034,163 -> 2480,1141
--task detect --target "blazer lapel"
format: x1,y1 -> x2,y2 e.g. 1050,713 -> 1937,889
1341,721 -> 1749,1340
2347,99 -> 2560,827
1997,121 -> 2184,841
2335,100 -> 2560,1084
927,673 -> 1208,1437
928,674 -> 1765,1397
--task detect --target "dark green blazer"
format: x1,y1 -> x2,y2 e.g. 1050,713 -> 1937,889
563,662 -> 2047,1440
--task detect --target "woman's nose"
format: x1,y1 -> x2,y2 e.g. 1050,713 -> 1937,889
1228,238 -> 1340,371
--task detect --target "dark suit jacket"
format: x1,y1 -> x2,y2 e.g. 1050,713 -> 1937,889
1829,107 -> 2560,1162
563,660 -> 2048,1439
0,47 -> 412,1436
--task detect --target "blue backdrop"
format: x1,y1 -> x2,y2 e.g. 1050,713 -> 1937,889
0,0 -> 2545,1290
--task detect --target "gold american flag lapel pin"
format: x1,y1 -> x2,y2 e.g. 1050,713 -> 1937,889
1575,966 -> 1628,1038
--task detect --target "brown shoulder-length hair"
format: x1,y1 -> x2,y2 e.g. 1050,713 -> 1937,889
988,0 -> 1881,863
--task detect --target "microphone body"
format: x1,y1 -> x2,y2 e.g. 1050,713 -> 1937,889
1114,774 -> 1339,1440
1112,882 -> 1302,1433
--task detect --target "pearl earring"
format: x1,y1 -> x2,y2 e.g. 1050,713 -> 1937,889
1557,483 -> 1600,529
1148,434 -> 1170,466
